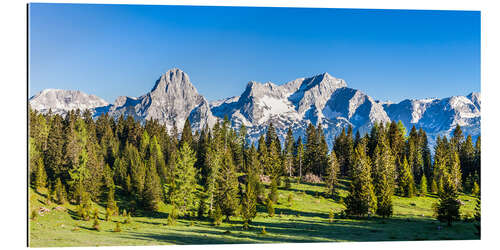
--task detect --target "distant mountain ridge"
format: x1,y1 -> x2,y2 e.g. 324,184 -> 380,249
29,68 -> 480,148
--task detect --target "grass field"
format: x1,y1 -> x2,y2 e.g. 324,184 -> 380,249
28,180 -> 479,247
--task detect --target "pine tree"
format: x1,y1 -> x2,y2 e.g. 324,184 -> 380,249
142,158 -> 162,211
179,118 -> 193,149
267,139 -> 282,180
284,127 -> 295,177
269,178 -> 278,203
267,199 -> 275,217
449,152 -> 462,191
325,151 -> 340,198
106,186 -> 118,216
430,178 -> 438,194
171,142 -> 199,215
294,136 -> 304,182
397,157 -> 415,197
34,158 -> 47,192
460,135 -> 476,186
54,177 -> 66,204
472,181 -> 480,197
212,204 -> 222,226
216,149 -> 239,222
344,144 -> 377,217
204,145 -> 222,215
257,135 -> 268,176
240,176 -> 257,225
451,124 -> 464,153
434,175 -> 461,226
317,125 -> 330,176
45,115 -> 65,180
419,129 -> 432,180
372,141 -> 395,218
304,123 -> 318,175
420,175 -> 428,196
474,136 -> 481,180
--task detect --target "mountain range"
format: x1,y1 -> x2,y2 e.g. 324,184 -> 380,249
29,68 -> 481,148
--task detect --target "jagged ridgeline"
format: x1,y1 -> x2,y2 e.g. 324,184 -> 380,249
29,68 -> 481,148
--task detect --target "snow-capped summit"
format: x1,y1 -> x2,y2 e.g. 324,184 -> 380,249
384,93 -> 480,147
29,69 -> 480,149
29,89 -> 109,115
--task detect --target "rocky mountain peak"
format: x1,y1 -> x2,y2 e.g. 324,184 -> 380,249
151,68 -> 196,95
29,89 -> 109,115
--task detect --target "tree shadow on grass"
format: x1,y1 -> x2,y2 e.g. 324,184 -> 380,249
112,214 -> 478,245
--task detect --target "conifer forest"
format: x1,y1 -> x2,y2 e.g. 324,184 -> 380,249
28,106 -> 480,246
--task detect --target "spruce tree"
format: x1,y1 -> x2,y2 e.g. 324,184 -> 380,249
397,157 -> 415,197
344,144 -> 377,217
106,186 -> 118,216
179,118 -> 193,149
142,158 -> 162,211
267,199 -> 275,217
54,177 -> 66,204
284,127 -> 295,177
171,142 -> 199,215
294,136 -> 304,182
372,141 -> 395,218
472,181 -> 480,197
434,175 -> 461,226
325,151 -> 340,198
420,175 -> 428,196
430,178 -> 438,194
45,115 -> 65,180
240,176 -> 257,225
34,158 -> 47,192
216,149 -> 239,222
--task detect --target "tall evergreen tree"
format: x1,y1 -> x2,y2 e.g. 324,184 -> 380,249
344,144 -> 377,217
373,141 -> 395,218
216,149 -> 239,222
397,157 -> 415,197
294,136 -> 304,182
45,115 -> 65,181
171,142 -> 199,215
434,175 -> 461,226
34,158 -> 47,192
284,127 -> 295,177
142,158 -> 162,211
179,118 -> 193,149
325,151 -> 340,198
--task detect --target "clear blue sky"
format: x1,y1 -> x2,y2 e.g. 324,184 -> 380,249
29,3 -> 480,103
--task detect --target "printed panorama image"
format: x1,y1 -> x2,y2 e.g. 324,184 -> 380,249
28,3 -> 481,247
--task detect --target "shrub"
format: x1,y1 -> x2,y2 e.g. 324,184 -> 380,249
212,205 -> 222,226
303,173 -> 322,184
105,207 -> 112,221
113,222 -> 121,232
285,177 -> 292,189
124,213 -> 132,224
267,199 -> 275,217
31,210 -> 38,220
93,208 -> 99,220
287,193 -> 293,206
472,182 -> 480,197
92,217 -> 101,231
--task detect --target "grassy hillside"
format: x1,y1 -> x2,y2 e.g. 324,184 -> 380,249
29,180 -> 479,247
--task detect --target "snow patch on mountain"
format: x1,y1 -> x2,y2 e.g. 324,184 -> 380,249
29,89 -> 109,115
